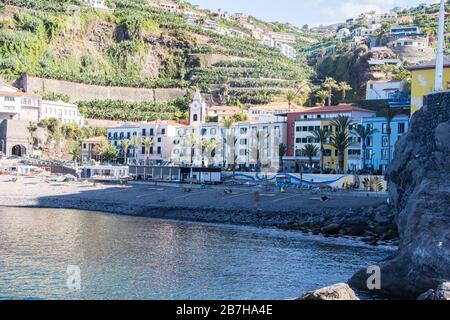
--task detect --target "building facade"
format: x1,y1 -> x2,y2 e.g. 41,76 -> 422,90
407,56 -> 450,115
40,100 -> 84,125
366,80 -> 405,100
284,105 -> 376,172
361,115 -> 409,172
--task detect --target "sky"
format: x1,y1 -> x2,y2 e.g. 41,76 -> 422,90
189,0 -> 439,27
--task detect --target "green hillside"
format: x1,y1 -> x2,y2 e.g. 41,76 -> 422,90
0,0 -> 318,121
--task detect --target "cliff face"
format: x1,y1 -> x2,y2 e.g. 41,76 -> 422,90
349,92 -> 450,299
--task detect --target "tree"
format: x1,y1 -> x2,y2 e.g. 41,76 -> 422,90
315,90 -> 328,107
102,145 -> 119,163
129,136 -> 141,164
27,123 -> 38,149
285,90 -> 296,112
69,145 -> 81,169
354,125 -> 379,169
329,115 -> 354,173
380,106 -> 398,168
338,81 -> 352,101
142,137 -> 154,165
278,143 -> 287,172
322,77 -> 338,106
296,93 -> 309,107
92,141 -> 107,162
302,144 -> 319,168
187,132 -> 198,165
200,138 -> 210,167
120,139 -> 131,164
312,128 -> 331,173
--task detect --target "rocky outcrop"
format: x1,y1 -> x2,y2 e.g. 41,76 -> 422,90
349,92 -> 450,298
298,283 -> 359,300
417,282 -> 450,300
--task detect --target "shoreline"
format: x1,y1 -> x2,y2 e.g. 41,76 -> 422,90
0,176 -> 399,246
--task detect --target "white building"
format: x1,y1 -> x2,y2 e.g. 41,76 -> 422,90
40,100 -> 84,125
366,80 -> 405,100
336,28 -> 351,39
262,37 -> 297,59
389,37 -> 429,48
0,91 -> 41,122
159,1 -> 178,13
84,0 -> 110,10
107,121 -> 183,165
175,91 -> 287,171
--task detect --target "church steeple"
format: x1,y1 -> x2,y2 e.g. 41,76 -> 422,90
189,90 -> 206,126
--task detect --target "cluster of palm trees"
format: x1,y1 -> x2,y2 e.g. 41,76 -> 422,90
119,136 -> 154,165
315,78 -> 352,107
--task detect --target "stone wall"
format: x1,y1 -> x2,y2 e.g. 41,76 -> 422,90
394,46 -> 435,65
349,91 -> 450,299
15,75 -> 188,103
189,53 -> 250,68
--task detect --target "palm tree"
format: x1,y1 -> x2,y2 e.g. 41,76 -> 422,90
285,90 -> 296,112
69,145 -> 81,169
120,139 -> 131,164
354,125 -> 379,170
315,90 -> 328,107
222,117 -> 235,168
302,144 -> 319,168
27,123 -> 38,150
187,132 -> 198,165
380,107 -> 398,168
322,77 -> 338,106
200,138 -> 210,167
129,136 -> 141,164
142,137 -> 154,165
338,82 -> 352,101
102,145 -> 119,164
205,139 -> 218,166
329,115 -> 354,173
312,128 -> 331,173
296,93 -> 309,107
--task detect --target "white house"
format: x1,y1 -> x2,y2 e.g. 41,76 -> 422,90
366,80 -> 405,100
337,28 -> 351,39
0,91 -> 41,122
40,100 -> 84,125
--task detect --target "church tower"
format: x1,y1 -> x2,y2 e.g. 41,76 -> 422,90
189,90 -> 206,126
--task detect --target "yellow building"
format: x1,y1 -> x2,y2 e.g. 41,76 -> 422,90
407,56 -> 450,115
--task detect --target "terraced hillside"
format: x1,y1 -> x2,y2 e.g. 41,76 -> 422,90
0,0 -> 317,121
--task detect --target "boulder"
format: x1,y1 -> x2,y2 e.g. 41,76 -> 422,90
417,282 -> 450,300
321,223 -> 341,235
298,283 -> 359,300
349,93 -> 450,298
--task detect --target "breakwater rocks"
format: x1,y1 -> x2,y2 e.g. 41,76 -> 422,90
349,92 -> 450,299
298,283 -> 359,300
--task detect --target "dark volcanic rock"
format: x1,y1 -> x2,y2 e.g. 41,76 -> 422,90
349,92 -> 450,299
417,282 -> 450,300
321,223 -> 341,235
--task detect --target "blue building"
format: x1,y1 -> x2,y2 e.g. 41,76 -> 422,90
361,115 -> 410,172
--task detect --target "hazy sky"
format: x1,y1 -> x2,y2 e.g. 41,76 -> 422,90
189,0 -> 439,27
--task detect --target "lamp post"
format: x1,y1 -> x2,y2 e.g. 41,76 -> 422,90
435,0 -> 446,91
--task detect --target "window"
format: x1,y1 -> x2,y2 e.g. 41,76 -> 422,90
157,137 -> 161,143
210,128 -> 216,135
381,148 -> 389,160
161,128 -> 166,135
157,147 -> 161,154
382,123 -> 388,134
348,149 -> 361,156
193,114 -> 198,121
5,96 -> 14,102
108,132 -> 111,138
296,126 -> 301,132
323,149 -> 332,157
127,132 -> 131,138
141,146 -> 145,154
142,129 -> 146,136
150,147 -> 153,154
382,136 -> 389,147
239,149 -> 247,156
240,128 -> 248,134
296,138 -> 301,143
240,138 -> 247,145
201,128 -> 207,135
149,129 -> 154,136
398,122 -> 405,134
